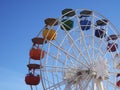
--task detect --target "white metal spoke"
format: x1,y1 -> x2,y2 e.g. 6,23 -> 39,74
49,41 -> 89,68
60,22 -> 91,67
76,15 -> 93,66
45,80 -> 67,90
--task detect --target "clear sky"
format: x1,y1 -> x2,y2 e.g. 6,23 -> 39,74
0,0 -> 120,90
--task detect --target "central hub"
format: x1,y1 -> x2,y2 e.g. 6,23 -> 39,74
63,57 -> 109,84
63,66 -> 91,84
92,57 -> 110,80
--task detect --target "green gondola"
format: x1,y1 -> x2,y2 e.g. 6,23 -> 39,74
61,19 -> 74,31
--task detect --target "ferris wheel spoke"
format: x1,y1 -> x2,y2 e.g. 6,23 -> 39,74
45,80 -> 67,90
41,65 -> 81,73
63,71 -> 92,90
64,67 -> 93,90
74,75 -> 91,90
55,33 -> 77,66
94,40 -> 107,60
98,40 -> 118,60
82,78 -> 92,90
45,51 -> 65,64
78,73 -> 92,90
47,49 -> 82,67
91,14 -> 96,65
61,31 -> 91,67
107,80 -> 119,89
60,22 -> 91,65
49,41 -> 89,68
76,15 -> 93,66
64,83 -> 73,90
65,44 -> 78,66
93,35 -> 111,60
42,65 -> 79,70
96,36 -> 108,56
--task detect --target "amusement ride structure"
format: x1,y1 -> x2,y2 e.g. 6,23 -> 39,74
25,8 -> 120,90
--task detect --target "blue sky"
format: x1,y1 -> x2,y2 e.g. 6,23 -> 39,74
0,0 -> 120,90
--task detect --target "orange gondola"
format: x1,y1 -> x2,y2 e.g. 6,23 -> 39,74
29,48 -> 45,60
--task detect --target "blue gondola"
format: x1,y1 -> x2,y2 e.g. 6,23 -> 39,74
95,29 -> 106,38
80,19 -> 91,30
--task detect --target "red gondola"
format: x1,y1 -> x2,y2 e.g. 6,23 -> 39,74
25,73 -> 40,85
107,43 -> 118,52
116,80 -> 120,87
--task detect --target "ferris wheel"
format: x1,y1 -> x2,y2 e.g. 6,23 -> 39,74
25,8 -> 120,90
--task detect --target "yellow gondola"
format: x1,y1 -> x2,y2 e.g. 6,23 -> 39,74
42,28 -> 57,40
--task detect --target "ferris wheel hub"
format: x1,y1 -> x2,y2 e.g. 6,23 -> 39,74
64,67 -> 89,83
64,57 -> 109,85
92,57 -> 110,80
